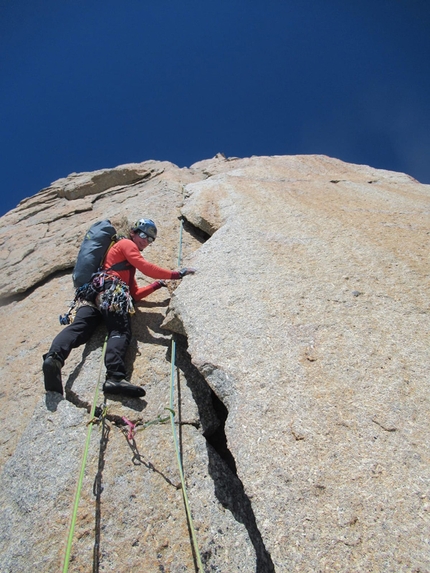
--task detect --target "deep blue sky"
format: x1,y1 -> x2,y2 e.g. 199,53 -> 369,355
1,0 -> 429,216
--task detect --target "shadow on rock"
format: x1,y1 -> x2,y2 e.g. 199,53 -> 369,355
93,413 -> 110,573
44,391 -> 64,412
65,327 -> 106,393
103,394 -> 146,412
126,309 -> 172,379
132,309 -> 172,347
207,449 -> 276,573
121,430 -> 180,489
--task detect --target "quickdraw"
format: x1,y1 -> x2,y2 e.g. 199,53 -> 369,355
121,409 -> 175,441
87,405 -> 109,427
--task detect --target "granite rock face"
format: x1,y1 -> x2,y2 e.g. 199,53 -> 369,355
0,154 -> 429,572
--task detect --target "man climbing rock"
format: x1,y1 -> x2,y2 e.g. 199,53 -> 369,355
43,218 -> 195,398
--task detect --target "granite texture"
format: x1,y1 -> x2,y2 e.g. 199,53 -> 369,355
0,154 -> 429,572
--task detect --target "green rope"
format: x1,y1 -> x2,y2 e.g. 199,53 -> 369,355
169,341 -> 204,573
169,216 -> 204,573
62,336 -> 108,573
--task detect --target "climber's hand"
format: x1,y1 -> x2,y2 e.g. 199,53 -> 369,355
157,280 -> 168,287
179,268 -> 197,278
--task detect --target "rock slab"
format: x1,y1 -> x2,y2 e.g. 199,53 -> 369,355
0,154 -> 429,572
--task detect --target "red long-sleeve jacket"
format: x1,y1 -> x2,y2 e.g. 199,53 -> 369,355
102,238 -> 180,301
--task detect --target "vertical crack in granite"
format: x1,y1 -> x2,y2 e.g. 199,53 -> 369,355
173,335 -> 276,573
181,216 -> 212,243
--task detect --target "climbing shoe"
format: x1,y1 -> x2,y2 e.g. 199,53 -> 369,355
43,354 -> 63,395
103,378 -> 146,398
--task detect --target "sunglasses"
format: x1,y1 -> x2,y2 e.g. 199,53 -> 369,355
137,231 -> 155,243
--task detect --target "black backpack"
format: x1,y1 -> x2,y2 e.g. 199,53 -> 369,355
72,220 -> 130,288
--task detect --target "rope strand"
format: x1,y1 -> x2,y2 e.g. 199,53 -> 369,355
62,336 -> 108,573
169,216 -> 204,572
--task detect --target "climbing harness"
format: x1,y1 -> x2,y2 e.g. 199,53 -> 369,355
93,273 -> 135,315
59,271 -> 134,325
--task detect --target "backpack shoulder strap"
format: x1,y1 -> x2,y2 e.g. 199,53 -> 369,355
103,237 -> 132,273
100,238 -> 117,268
108,260 -> 133,272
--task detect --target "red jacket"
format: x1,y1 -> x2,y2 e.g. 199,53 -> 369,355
102,238 -> 180,301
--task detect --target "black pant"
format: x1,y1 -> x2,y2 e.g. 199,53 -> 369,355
47,305 -> 132,379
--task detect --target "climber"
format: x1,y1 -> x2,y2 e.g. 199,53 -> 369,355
43,218 -> 196,398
